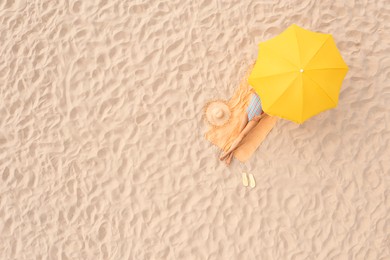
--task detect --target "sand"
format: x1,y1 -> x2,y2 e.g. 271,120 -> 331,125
0,0 -> 389,259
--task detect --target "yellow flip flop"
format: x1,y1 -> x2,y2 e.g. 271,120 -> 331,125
249,173 -> 256,188
242,172 -> 249,187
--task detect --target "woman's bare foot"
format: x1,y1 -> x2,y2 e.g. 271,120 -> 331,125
219,151 -> 229,161
225,152 -> 234,165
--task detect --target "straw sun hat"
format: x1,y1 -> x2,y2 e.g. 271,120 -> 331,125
203,100 -> 231,127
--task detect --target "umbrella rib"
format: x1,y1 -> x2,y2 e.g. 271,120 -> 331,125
305,73 -> 337,105
303,35 -> 332,68
250,71 -> 297,80
267,75 -> 299,113
306,67 -> 348,71
301,75 -> 304,123
260,44 -> 299,70
292,25 -> 302,66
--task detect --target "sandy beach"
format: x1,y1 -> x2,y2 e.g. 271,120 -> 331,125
0,0 -> 389,259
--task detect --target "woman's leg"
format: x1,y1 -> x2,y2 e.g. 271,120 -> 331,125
220,113 -> 248,160
238,112 -> 249,133
225,120 -> 258,153
221,113 -> 264,164
220,118 -> 259,161
225,151 -> 234,165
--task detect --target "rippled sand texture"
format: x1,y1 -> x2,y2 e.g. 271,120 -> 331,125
1,0 -> 389,259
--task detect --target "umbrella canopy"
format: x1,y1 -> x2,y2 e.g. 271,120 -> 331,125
248,24 -> 348,124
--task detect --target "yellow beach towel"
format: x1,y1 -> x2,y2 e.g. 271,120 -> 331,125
205,63 -> 278,162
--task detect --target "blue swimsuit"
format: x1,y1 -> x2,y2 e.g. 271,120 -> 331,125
246,93 -> 262,121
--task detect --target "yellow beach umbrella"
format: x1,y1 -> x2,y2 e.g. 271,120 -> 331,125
248,24 -> 348,124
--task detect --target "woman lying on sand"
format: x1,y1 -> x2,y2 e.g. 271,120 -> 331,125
219,92 -> 265,165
